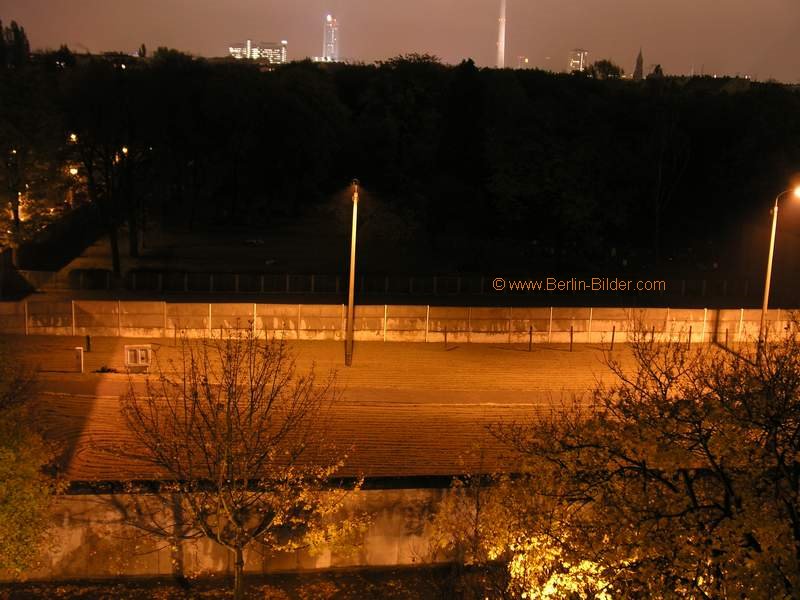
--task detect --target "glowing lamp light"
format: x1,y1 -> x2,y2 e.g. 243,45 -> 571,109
69,133 -> 78,143
122,146 -> 129,155
793,186 -> 800,200
69,167 -> 79,176
326,14 -> 333,22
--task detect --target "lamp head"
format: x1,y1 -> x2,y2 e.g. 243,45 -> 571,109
793,185 -> 800,200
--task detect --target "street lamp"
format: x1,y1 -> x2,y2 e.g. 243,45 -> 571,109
759,185 -> 800,348
345,179 -> 359,366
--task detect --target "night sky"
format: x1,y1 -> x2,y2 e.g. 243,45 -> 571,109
4,0 -> 800,81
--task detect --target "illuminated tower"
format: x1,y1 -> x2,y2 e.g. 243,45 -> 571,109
496,0 -> 506,68
568,48 -> 588,72
323,14 -> 339,62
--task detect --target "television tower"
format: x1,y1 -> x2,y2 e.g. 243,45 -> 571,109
496,0 -> 507,68
323,14 -> 339,62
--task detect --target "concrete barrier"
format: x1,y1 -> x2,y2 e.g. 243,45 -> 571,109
1,301 -> 796,345
12,488 -> 448,582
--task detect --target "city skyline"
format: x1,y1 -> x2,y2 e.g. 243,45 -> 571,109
3,0 -> 800,80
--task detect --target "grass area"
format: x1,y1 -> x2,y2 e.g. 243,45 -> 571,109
0,565 -> 451,599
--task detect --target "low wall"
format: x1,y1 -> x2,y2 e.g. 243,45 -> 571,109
13,488 -> 447,582
3,300 -> 795,344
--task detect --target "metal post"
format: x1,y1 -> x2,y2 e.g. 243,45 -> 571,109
208,303 -> 211,338
760,195 -> 781,348
569,326 -> 573,352
701,307 -> 707,344
74,347 -> 84,374
345,180 -> 359,366
548,307 -> 553,344
528,326 -> 533,352
425,305 -> 430,342
71,300 -> 76,336
665,307 -> 670,342
444,326 -> 448,349
610,325 -> 615,352
117,300 -> 121,336
163,302 -> 167,335
588,307 -> 593,344
383,305 -> 388,342
688,326 -> 693,349
23,300 -> 28,336
738,308 -> 745,343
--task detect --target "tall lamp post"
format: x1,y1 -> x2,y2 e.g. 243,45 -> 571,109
345,179 -> 359,366
759,186 -> 800,349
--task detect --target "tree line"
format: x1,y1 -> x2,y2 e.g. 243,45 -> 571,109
1,41 -> 800,276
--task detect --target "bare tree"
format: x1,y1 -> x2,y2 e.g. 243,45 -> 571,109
118,329 -> 360,600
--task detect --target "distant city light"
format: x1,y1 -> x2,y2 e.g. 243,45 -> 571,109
568,49 -> 589,72
69,133 -> 78,143
69,167 -> 79,176
322,14 -> 339,62
229,39 -> 288,64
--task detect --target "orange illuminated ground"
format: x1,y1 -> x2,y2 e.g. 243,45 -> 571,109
11,335 -> 633,480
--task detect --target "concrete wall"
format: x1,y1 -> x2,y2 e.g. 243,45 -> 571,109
11,488 -> 446,582
3,301 -> 795,344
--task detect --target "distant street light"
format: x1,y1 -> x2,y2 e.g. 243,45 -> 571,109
345,179 -> 359,367
759,185 -> 800,349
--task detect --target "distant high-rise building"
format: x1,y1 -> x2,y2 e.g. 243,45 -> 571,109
633,48 -> 644,81
496,0 -> 507,68
568,48 -> 589,72
322,14 -> 339,62
229,39 -> 288,64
